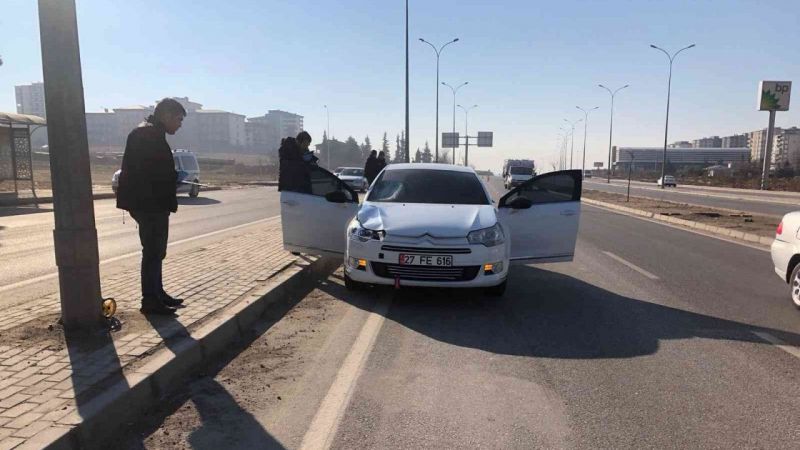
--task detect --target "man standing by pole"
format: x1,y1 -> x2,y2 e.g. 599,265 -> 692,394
116,99 -> 187,315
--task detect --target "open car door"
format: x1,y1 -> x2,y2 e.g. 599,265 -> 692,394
281,166 -> 360,257
497,170 -> 582,265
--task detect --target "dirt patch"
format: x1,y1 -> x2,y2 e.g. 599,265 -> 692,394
583,189 -> 779,238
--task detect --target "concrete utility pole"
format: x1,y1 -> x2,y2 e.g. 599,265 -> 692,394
651,43 -> 695,189
38,0 -> 103,330
442,81 -> 468,164
458,104 -> 478,166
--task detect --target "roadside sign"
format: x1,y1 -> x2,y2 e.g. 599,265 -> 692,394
758,81 -> 791,111
442,132 -> 459,148
477,131 -> 493,147
593,162 -> 604,168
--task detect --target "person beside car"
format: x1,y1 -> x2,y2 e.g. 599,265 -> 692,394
116,98 -> 186,315
278,131 -> 317,194
364,150 -> 379,185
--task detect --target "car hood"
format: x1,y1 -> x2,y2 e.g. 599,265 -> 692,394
357,202 -> 496,238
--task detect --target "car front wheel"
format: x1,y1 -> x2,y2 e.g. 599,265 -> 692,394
790,263 -> 800,309
189,181 -> 200,198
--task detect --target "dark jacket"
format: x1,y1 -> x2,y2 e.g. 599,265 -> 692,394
116,122 -> 178,213
364,156 -> 379,183
278,138 -> 312,194
376,157 -> 387,174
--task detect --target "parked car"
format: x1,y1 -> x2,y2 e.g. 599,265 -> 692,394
280,164 -> 582,296
112,149 -> 201,197
583,170 -> 592,178
333,167 -> 345,177
771,212 -> 800,308
657,175 -> 676,187
337,167 -> 369,192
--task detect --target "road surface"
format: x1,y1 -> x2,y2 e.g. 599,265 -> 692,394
0,187 -> 280,305
114,182 -> 800,449
584,178 -> 798,216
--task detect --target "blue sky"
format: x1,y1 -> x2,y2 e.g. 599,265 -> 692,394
1,0 -> 799,172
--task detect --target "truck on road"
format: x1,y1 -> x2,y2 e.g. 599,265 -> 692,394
502,159 -> 536,190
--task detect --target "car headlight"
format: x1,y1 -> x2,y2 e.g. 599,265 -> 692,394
467,223 -> 505,247
349,220 -> 385,242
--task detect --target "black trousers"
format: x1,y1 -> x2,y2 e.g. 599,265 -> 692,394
130,211 -> 169,299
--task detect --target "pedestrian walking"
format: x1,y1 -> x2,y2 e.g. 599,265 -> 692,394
278,131 -> 316,194
364,150 -> 379,185
116,98 -> 186,315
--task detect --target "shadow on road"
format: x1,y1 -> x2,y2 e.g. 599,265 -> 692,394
319,264 -> 800,360
177,196 -> 221,206
0,205 -> 53,217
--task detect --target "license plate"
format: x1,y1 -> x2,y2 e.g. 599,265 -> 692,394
398,254 -> 453,266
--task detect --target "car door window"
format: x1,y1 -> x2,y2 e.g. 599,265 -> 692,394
310,166 -> 358,202
499,170 -> 581,207
181,155 -> 199,171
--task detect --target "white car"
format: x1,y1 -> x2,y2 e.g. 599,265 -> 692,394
112,150 -> 201,197
657,175 -> 676,187
771,212 -> 800,308
337,167 -> 369,192
280,164 -> 582,296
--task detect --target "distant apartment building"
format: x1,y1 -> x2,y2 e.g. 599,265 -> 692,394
721,134 -> 748,148
773,127 -> 800,170
192,110 -> 246,152
748,128 -> 781,165
245,120 -> 279,154
14,82 -> 46,119
613,147 -> 750,171
85,109 -> 117,149
692,136 -> 721,148
668,141 -> 693,148
247,110 -> 304,153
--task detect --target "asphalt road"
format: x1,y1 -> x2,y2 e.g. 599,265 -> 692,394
0,187 -> 280,305
118,182 -> 800,448
584,178 -> 799,217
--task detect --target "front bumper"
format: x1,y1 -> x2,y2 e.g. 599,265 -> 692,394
345,236 -> 508,288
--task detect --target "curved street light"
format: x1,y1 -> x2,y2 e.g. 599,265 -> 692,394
420,37 -> 459,162
651,43 -> 695,188
563,118 -> 583,169
457,104 -> 478,166
598,84 -> 630,183
576,106 -> 599,175
442,81 -> 468,164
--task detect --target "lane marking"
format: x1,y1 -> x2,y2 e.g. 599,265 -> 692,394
585,203 -> 770,253
0,215 -> 280,294
300,296 -> 391,450
602,251 -> 660,280
751,331 -> 800,360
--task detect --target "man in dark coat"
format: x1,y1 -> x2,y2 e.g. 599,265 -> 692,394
278,132 -> 315,194
363,150 -> 379,185
116,98 -> 186,315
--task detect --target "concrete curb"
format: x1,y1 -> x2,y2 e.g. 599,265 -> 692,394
583,197 -> 774,247
0,187 -> 224,207
41,255 -> 341,450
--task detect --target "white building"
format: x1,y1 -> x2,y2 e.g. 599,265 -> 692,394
613,147 -> 750,170
774,127 -> 800,170
14,82 -> 46,119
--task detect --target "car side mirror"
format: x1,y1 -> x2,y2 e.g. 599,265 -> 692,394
508,197 -> 532,209
325,190 -> 348,203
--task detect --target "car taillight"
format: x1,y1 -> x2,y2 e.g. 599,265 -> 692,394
777,221 -> 783,235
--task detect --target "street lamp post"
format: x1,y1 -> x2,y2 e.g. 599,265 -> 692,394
420,38 -> 459,163
563,118 -> 582,169
598,84 -> 629,183
405,0 -> 410,163
576,105 -> 599,175
323,105 -> 330,169
442,81 -> 468,164
458,104 -> 478,166
651,43 -> 695,189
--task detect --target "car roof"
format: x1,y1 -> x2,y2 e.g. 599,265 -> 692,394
384,163 -> 476,174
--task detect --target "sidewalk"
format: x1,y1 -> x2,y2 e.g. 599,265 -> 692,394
0,218 -> 302,449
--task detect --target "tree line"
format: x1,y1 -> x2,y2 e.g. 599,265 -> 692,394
316,132 -> 452,170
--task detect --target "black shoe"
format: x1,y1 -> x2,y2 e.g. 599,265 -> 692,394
140,296 -> 176,315
160,293 -> 184,307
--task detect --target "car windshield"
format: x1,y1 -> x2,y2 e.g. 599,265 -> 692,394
368,169 -> 489,205
340,168 -> 363,176
509,166 -> 532,175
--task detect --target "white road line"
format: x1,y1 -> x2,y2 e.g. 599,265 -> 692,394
602,251 -> 660,280
0,215 -> 280,294
751,331 -> 800,360
300,296 -> 391,450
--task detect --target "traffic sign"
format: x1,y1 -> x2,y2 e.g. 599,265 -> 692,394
477,132 -> 493,147
442,132 -> 459,148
